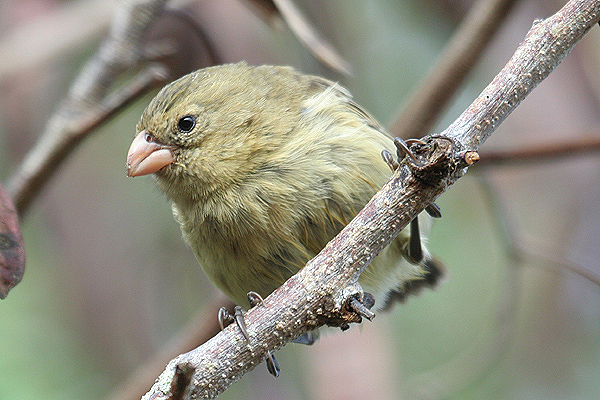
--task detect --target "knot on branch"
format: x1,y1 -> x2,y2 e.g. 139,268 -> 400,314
312,296 -> 360,331
168,363 -> 195,400
404,135 -> 477,187
313,289 -> 376,331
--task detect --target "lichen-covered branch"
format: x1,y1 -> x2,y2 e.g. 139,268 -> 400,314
141,1 -> 600,399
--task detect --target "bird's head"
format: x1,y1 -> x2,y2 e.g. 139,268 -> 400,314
126,63 -> 305,206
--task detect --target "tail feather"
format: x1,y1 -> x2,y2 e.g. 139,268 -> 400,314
380,257 -> 446,311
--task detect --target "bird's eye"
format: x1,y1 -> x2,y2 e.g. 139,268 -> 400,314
177,115 -> 196,133
144,132 -> 153,142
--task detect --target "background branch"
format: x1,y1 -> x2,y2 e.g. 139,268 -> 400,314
390,0 -> 520,139
143,1 -> 600,398
104,295 -> 233,400
443,0 -> 600,149
6,0 -> 169,216
478,132 -> 600,164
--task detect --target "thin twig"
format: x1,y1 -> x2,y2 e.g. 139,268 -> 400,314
162,8 -> 221,66
518,237 -> 600,288
270,0 -> 352,75
390,0 -> 520,139
478,134 -> 600,165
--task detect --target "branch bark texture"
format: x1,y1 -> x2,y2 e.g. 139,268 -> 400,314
142,1 -> 600,399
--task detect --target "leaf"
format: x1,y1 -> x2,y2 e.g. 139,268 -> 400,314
0,183 -> 25,299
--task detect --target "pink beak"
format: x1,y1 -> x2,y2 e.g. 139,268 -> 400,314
126,130 -> 176,177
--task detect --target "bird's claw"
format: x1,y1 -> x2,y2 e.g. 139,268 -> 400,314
407,203 -> 440,264
381,149 -> 399,171
218,305 -> 250,342
394,137 -> 425,165
265,349 -> 281,377
425,202 -> 442,218
247,291 -> 265,308
407,216 -> 423,264
382,137 -> 429,171
218,291 -> 280,378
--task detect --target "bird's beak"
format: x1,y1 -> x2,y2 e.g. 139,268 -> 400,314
126,130 -> 176,177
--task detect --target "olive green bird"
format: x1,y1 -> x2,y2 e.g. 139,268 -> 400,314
126,62 -> 442,318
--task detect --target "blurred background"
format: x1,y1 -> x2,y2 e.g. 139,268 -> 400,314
1,0 -> 600,399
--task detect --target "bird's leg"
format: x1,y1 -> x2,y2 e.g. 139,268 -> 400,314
247,292 -> 281,377
407,216 -> 424,264
382,139 -> 443,265
247,292 -> 281,378
218,306 -> 249,342
384,144 -> 425,264
218,291 -> 281,378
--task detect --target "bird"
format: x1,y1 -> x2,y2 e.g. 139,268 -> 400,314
126,61 -> 443,333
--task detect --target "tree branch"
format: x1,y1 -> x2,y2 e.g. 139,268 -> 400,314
5,0 -> 170,217
390,0 -> 519,139
104,295 -> 233,400
442,1 -> 599,149
141,1 -> 600,398
478,133 -> 600,165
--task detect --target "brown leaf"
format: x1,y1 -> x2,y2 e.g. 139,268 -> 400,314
0,183 -> 25,299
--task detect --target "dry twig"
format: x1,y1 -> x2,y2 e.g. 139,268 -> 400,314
478,133 -> 600,164
242,0 -> 352,75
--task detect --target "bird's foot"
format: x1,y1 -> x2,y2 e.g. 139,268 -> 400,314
381,149 -> 399,171
395,137 -> 426,165
293,330 -> 320,345
381,137 -> 427,171
382,138 -> 443,221
217,291 -> 280,378
381,139 -> 443,265
218,305 -> 249,341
